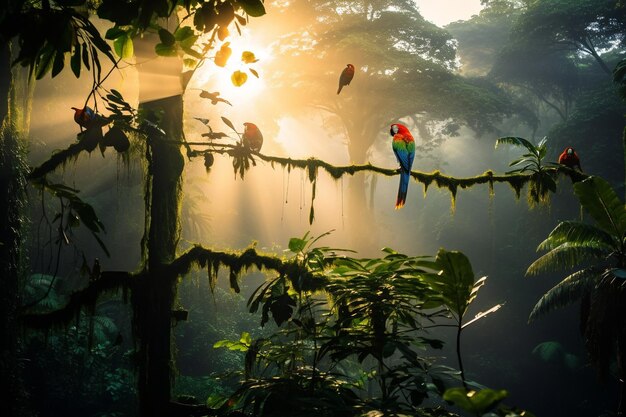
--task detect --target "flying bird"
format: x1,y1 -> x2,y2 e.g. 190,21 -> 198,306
337,64 -> 355,95
558,146 -> 582,171
390,123 -> 415,209
242,122 -> 263,152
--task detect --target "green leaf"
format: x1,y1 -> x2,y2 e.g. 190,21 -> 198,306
288,237 -> 306,253
527,245 -> 610,276
155,43 -> 178,57
537,221 -> 615,252
433,248 -> 477,318
174,26 -> 195,41
574,176 -> 626,238
114,35 -> 134,59
158,28 -> 176,46
443,387 -> 507,415
105,27 -> 126,40
35,46 -> 56,80
528,268 -> 600,321
237,0 -> 266,17
495,136 -> 537,153
239,331 -> 252,345
70,47 -> 81,78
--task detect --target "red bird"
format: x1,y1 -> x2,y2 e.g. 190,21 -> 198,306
242,122 -> 263,152
71,106 -> 96,130
337,64 -> 355,95
558,147 -> 582,171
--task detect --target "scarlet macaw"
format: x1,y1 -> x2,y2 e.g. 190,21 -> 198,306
337,64 -> 355,95
242,122 -> 263,152
71,106 -> 96,130
390,123 -> 415,209
558,146 -> 582,171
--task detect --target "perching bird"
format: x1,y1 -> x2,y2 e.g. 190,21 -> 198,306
558,146 -> 582,171
390,123 -> 415,209
242,122 -> 263,152
337,64 -> 355,95
71,106 -> 96,130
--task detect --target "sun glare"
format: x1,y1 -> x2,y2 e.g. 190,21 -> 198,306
192,29 -> 270,104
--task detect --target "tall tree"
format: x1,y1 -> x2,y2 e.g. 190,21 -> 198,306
1,1 -> 266,416
513,0 -> 626,75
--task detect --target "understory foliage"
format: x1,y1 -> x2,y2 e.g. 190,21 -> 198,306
210,232 -> 531,417
528,176 -> 626,379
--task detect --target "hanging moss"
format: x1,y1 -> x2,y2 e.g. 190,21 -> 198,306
21,271 -> 134,329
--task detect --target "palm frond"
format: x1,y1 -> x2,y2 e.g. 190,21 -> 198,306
537,221 -> 617,251
529,268 -> 600,322
526,245 -> 610,276
574,177 -> 626,239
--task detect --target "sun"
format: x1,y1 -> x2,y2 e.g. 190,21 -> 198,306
191,29 -> 270,105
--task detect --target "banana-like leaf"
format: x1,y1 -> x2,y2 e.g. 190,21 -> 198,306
537,221 -> 616,251
574,176 -> 626,239
431,249 -> 477,318
529,268 -> 599,321
526,244 -> 610,276
495,136 -> 538,155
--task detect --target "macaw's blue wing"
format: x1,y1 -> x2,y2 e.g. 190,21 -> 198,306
392,137 -> 415,209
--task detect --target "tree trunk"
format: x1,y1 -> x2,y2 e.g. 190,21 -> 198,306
135,95 -> 184,417
0,41 -> 33,417
346,123 -> 378,253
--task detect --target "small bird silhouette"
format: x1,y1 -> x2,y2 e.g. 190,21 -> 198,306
558,146 -> 582,171
337,64 -> 355,95
242,122 -> 263,152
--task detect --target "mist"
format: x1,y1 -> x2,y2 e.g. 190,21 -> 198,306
9,1 -> 626,416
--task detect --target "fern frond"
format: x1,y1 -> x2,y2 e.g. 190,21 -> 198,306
526,245 -> 610,276
537,221 -> 616,251
529,268 -> 600,321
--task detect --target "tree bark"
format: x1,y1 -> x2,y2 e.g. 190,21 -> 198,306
135,95 -> 184,417
0,41 -> 33,417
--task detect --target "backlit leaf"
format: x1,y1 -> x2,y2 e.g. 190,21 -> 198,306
231,70 -> 248,86
241,50 -> 258,63
237,0 -> 266,17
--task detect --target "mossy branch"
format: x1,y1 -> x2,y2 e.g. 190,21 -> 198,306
168,245 -> 325,293
28,140 -> 91,179
21,271 -> 134,328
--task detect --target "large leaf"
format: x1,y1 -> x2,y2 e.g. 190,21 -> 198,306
429,249 -> 477,318
574,176 -> 626,238
537,221 -> 616,251
495,136 -> 538,155
528,268 -> 599,321
527,244 -> 610,276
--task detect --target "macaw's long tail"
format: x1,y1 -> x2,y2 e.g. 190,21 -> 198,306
395,171 -> 410,209
337,84 -> 343,95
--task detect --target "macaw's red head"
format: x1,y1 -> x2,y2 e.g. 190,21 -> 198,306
243,122 -> 258,133
390,123 -> 410,137
71,106 -> 94,126
566,147 -> 575,155
347,64 -> 354,70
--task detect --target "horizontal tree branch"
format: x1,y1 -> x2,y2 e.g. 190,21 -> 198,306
21,271 -> 135,328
